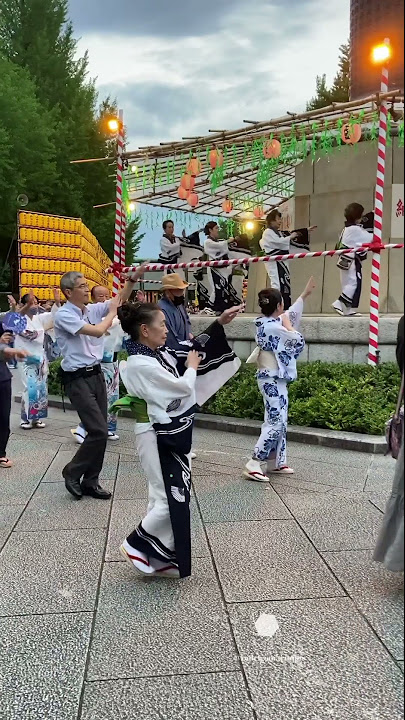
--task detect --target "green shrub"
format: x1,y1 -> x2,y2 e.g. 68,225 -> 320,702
205,362 -> 401,435
47,356 -> 400,436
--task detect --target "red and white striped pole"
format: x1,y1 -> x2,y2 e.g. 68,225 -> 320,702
112,109 -> 124,296
368,39 -> 390,366
120,207 -> 127,281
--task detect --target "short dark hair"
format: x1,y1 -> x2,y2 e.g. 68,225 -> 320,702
21,293 -> 39,305
204,221 -> 218,236
90,285 -> 106,300
266,209 -> 282,227
163,219 -> 174,231
118,302 -> 161,341
344,203 -> 364,226
258,287 -> 283,316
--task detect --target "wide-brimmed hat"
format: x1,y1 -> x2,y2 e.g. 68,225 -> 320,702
161,273 -> 189,291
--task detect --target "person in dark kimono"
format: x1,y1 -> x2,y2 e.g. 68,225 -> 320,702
117,301 -> 242,579
260,209 -> 317,310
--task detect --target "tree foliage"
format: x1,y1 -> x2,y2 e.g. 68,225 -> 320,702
307,42 -> 350,111
0,0 -> 118,274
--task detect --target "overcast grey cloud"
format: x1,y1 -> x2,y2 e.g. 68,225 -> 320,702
67,0 -> 350,255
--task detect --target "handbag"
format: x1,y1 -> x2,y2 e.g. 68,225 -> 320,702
385,374 -> 404,459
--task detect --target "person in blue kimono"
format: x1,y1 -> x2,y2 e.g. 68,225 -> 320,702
244,278 -> 315,482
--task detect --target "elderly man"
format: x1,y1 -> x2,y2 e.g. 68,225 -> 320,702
71,284 -> 124,445
55,269 -> 143,500
158,273 -> 192,347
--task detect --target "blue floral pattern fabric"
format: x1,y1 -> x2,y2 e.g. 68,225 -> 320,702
253,377 -> 288,466
254,315 -> 305,381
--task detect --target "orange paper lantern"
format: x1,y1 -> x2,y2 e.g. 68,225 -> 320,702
180,174 -> 195,191
188,192 -> 199,208
253,205 -> 264,219
209,149 -> 224,169
178,186 -> 189,200
222,198 -> 233,214
187,158 -> 202,176
263,139 -> 281,159
341,123 -> 362,144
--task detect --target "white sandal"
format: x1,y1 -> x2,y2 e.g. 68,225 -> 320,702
271,466 -> 295,475
32,421 -> 46,429
243,469 -> 270,483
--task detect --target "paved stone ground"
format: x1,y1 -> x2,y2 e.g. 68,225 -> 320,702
0,382 -> 404,720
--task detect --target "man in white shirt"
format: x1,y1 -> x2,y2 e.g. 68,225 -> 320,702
55,269 -> 143,500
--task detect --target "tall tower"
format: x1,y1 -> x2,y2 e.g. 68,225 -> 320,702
350,0 -> 404,99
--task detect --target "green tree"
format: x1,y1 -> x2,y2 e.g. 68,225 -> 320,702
0,57 -> 58,279
125,215 -> 145,265
0,0 -> 117,258
307,42 -> 350,110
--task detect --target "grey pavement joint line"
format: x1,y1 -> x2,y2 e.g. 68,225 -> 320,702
83,668 -> 250,684
191,492 -> 259,720
271,485 -> 402,666
363,455 -> 376,492
75,453 -> 120,720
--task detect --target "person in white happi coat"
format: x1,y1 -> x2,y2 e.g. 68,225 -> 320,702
332,204 -> 373,317
116,301 -> 241,578
244,277 -> 315,483
260,209 -> 317,310
203,221 -> 240,313
159,220 -> 182,275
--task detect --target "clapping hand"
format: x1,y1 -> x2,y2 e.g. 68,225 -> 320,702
301,276 -> 316,300
218,304 -> 244,326
186,350 -> 201,371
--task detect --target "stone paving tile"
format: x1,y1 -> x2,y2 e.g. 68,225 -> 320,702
106,499 -> 208,562
0,529 -> 105,616
0,436 -> 60,505
114,459 -> 147,499
286,443 -> 373,469
0,612 -> 92,720
367,491 -> 389,512
15,482 -> 111,532
280,458 -> 367,489
80,673 -> 255,720
41,448 -> 119,484
365,454 -> 397,492
192,447 -> 251,468
278,494 -> 382,551
324,549 -> 404,660
206,520 -> 344,603
193,473 -> 291,523
87,558 -> 239,681
0,505 -> 24,552
193,428 -> 257,451
228,597 -> 404,720
398,661 -> 404,673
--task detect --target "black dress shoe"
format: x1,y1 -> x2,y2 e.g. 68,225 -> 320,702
63,472 -> 83,500
81,484 -> 112,500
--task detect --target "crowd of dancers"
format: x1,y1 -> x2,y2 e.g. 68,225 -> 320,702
0,206 -> 402,578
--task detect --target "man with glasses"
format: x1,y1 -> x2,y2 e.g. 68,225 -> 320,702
55,270 -> 143,500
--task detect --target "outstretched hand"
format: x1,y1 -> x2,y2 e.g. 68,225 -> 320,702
301,276 -> 316,300
218,304 -> 244,326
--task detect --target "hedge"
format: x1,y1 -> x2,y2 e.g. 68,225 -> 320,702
48,358 -> 401,436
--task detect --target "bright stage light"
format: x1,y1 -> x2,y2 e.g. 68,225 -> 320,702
107,118 -> 119,132
245,221 -> 255,231
128,202 -> 136,212
371,43 -> 391,64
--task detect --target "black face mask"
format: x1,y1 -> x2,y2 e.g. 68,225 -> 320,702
172,295 -> 185,307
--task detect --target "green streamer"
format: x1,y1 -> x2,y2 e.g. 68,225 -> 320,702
398,119 -> 404,147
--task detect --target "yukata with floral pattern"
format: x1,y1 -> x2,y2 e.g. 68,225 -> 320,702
253,299 -> 305,468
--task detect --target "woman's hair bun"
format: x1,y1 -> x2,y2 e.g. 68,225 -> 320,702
118,301 -> 160,338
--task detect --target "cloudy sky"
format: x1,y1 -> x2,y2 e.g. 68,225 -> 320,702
68,0 -> 350,149
67,0 -> 350,257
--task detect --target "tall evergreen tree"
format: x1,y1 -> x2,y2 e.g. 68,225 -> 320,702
0,0 -> 117,258
307,42 -> 350,110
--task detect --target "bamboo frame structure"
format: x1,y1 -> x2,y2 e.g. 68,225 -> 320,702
124,91 -> 403,218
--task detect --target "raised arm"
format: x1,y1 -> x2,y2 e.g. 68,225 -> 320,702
79,294 -> 121,338
120,264 -> 147,303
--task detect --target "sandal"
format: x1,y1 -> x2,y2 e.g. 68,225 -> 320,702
0,458 -> 13,468
243,469 -> 270,483
32,421 -> 46,429
20,422 -> 32,430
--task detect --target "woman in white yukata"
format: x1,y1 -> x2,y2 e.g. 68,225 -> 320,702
14,290 -> 60,429
244,278 -> 315,483
260,209 -> 317,310
332,203 -> 373,317
117,301 -> 241,579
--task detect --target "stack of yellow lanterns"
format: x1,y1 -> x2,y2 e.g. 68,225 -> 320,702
18,211 -> 113,300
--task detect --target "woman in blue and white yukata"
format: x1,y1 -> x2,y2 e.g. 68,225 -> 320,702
117,301 -> 241,579
244,277 -> 315,483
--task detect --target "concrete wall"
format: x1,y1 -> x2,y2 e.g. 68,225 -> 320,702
248,139 -> 404,314
190,314 -> 399,365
